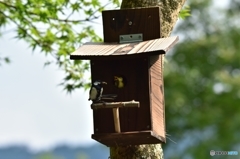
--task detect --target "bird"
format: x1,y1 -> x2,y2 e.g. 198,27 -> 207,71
88,80 -> 107,102
114,76 -> 125,88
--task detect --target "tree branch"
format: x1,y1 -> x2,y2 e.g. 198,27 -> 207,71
0,1 -> 100,23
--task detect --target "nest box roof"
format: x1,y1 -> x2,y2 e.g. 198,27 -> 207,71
70,36 -> 178,60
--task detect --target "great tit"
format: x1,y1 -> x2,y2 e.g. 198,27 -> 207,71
114,76 -> 125,88
88,80 -> 107,102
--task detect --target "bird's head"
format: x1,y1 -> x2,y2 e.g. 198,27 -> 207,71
93,80 -> 107,86
113,76 -> 126,88
114,76 -> 123,82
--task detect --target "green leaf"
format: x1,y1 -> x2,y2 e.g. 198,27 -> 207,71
92,0 -> 100,7
4,57 -> 10,63
179,5 -> 191,19
112,0 -> 120,7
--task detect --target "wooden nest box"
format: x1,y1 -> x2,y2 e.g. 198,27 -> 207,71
70,7 -> 178,146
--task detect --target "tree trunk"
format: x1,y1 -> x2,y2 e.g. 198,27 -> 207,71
110,0 -> 186,159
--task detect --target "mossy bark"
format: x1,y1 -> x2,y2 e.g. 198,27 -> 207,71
110,144 -> 164,159
109,0 -> 186,159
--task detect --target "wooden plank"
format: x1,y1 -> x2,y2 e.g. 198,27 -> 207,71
102,7 -> 160,42
91,101 -> 140,109
92,131 -> 165,146
149,55 -> 166,140
69,36 -> 179,60
113,108 -> 121,133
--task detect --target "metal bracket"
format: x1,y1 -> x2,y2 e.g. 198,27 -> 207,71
119,33 -> 143,43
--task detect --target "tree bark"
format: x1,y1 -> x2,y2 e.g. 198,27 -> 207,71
110,0 -> 186,159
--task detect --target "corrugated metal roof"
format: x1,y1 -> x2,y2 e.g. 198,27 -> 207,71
70,36 -> 178,60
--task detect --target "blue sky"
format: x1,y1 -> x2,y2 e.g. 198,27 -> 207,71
0,0 -> 117,151
0,32 -> 97,151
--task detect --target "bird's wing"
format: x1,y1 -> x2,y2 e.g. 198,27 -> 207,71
89,87 -> 98,100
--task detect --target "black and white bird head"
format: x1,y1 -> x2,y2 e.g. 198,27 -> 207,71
93,80 -> 107,87
88,80 -> 107,102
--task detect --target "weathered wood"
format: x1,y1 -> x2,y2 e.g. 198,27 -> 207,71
91,101 -> 140,109
70,36 -> 178,60
149,55 -> 166,141
102,7 -> 160,42
92,131 -> 164,146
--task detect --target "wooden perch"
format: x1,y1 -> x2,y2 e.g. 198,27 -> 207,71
91,100 -> 140,133
91,100 -> 140,109
113,108 -> 121,133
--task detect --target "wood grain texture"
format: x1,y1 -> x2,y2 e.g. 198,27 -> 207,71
102,7 -> 160,42
91,55 -> 166,144
149,55 -> 166,142
113,108 -> 121,133
91,101 -> 139,109
120,0 -> 187,38
92,131 -> 163,146
70,36 -> 178,60
91,58 -> 151,134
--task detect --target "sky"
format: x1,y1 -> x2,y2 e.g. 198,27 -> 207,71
0,32 -> 97,151
0,0 -> 119,152
0,19 -> 108,154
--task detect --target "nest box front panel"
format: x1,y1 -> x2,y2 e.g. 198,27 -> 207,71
91,58 -> 151,134
102,7 -> 160,42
